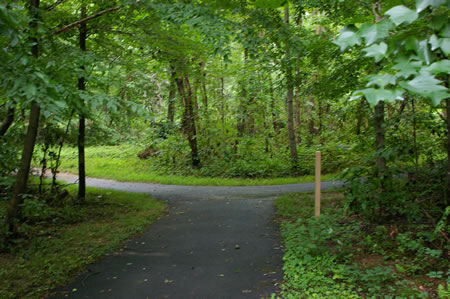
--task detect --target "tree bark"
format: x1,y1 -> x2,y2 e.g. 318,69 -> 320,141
77,1 -> 87,201
199,61 -> 208,113
7,0 -> 41,232
285,5 -> 298,171
374,101 -> 386,178
269,78 -> 279,135
0,107 -> 14,137
219,77 -> 225,129
176,73 -> 200,169
447,97 -> 450,206
167,65 -> 177,123
237,48 -> 249,137
53,5 -> 120,35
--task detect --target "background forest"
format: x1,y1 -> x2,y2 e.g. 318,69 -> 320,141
0,0 -> 449,297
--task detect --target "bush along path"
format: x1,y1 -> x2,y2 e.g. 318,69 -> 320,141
50,173 -> 342,298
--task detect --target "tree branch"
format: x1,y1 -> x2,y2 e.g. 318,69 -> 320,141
45,0 -> 69,11
53,6 -> 120,35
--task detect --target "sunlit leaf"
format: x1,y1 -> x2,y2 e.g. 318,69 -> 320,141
359,19 -> 394,45
366,74 -> 397,88
422,60 -> 450,74
353,88 -> 404,106
416,0 -> 446,13
362,42 -> 388,62
404,73 -> 447,95
333,25 -> 361,51
386,5 -> 418,26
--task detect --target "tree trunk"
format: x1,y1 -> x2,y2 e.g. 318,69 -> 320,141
167,66 -> 177,123
7,0 -> 41,232
237,48 -> 249,137
199,61 -> 208,113
269,78 -> 279,135
0,107 -> 14,137
176,73 -> 200,169
374,101 -> 386,178
77,1 -> 87,201
447,98 -> 450,206
219,77 -> 225,129
294,87 -> 301,143
285,5 -> 298,171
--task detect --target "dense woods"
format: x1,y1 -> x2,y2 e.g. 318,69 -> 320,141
0,0 -> 449,297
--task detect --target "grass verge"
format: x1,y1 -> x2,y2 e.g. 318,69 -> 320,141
0,186 -> 166,299
275,192 -> 449,299
54,145 -> 337,186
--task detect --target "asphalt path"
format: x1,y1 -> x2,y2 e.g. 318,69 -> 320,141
51,173 -> 343,299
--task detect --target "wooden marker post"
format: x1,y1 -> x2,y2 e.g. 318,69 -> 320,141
315,151 -> 321,218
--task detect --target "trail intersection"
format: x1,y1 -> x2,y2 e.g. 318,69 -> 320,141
52,174 -> 342,298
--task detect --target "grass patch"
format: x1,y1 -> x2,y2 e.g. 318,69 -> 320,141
0,186 -> 166,299
54,145 -> 337,186
275,192 -> 448,299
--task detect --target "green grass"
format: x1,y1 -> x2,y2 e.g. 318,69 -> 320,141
0,186 -> 166,299
54,145 -> 337,186
275,192 -> 447,299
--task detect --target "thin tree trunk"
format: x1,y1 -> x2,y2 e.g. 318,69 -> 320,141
294,87 -> 301,142
176,73 -> 200,169
237,48 -> 249,137
0,107 -> 14,137
7,0 -> 41,232
167,66 -> 177,123
374,101 -> 386,178
269,78 -> 279,135
52,110 -> 73,192
219,77 -> 225,129
446,95 -> 450,206
199,61 -> 208,113
284,5 -> 298,171
77,2 -> 87,201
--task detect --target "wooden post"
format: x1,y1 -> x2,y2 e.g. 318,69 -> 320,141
315,151 -> 321,218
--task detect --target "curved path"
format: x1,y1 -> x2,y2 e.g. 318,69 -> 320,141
53,174 -> 343,299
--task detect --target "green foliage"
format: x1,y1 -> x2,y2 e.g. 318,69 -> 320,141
335,1 -> 449,106
276,192 -> 448,298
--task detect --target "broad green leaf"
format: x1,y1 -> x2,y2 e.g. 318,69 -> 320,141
440,24 -> 450,38
417,39 -> 431,65
366,74 -> 397,88
24,84 -> 37,98
405,73 -> 447,94
416,0 -> 446,13
353,88 -> 404,106
440,38 -> 450,55
386,5 -> 418,25
362,42 -> 388,62
393,57 -> 421,78
431,13 -> 448,30
429,34 -> 440,50
428,91 -> 449,105
405,36 -> 418,51
333,25 -> 361,51
422,60 -> 450,74
359,19 -> 394,45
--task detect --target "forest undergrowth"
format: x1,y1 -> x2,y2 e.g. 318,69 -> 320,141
275,190 -> 449,299
52,143 -> 340,186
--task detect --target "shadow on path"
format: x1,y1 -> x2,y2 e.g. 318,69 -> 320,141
51,174 -> 343,299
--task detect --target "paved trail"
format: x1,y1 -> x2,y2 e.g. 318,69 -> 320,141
52,174 -> 342,299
